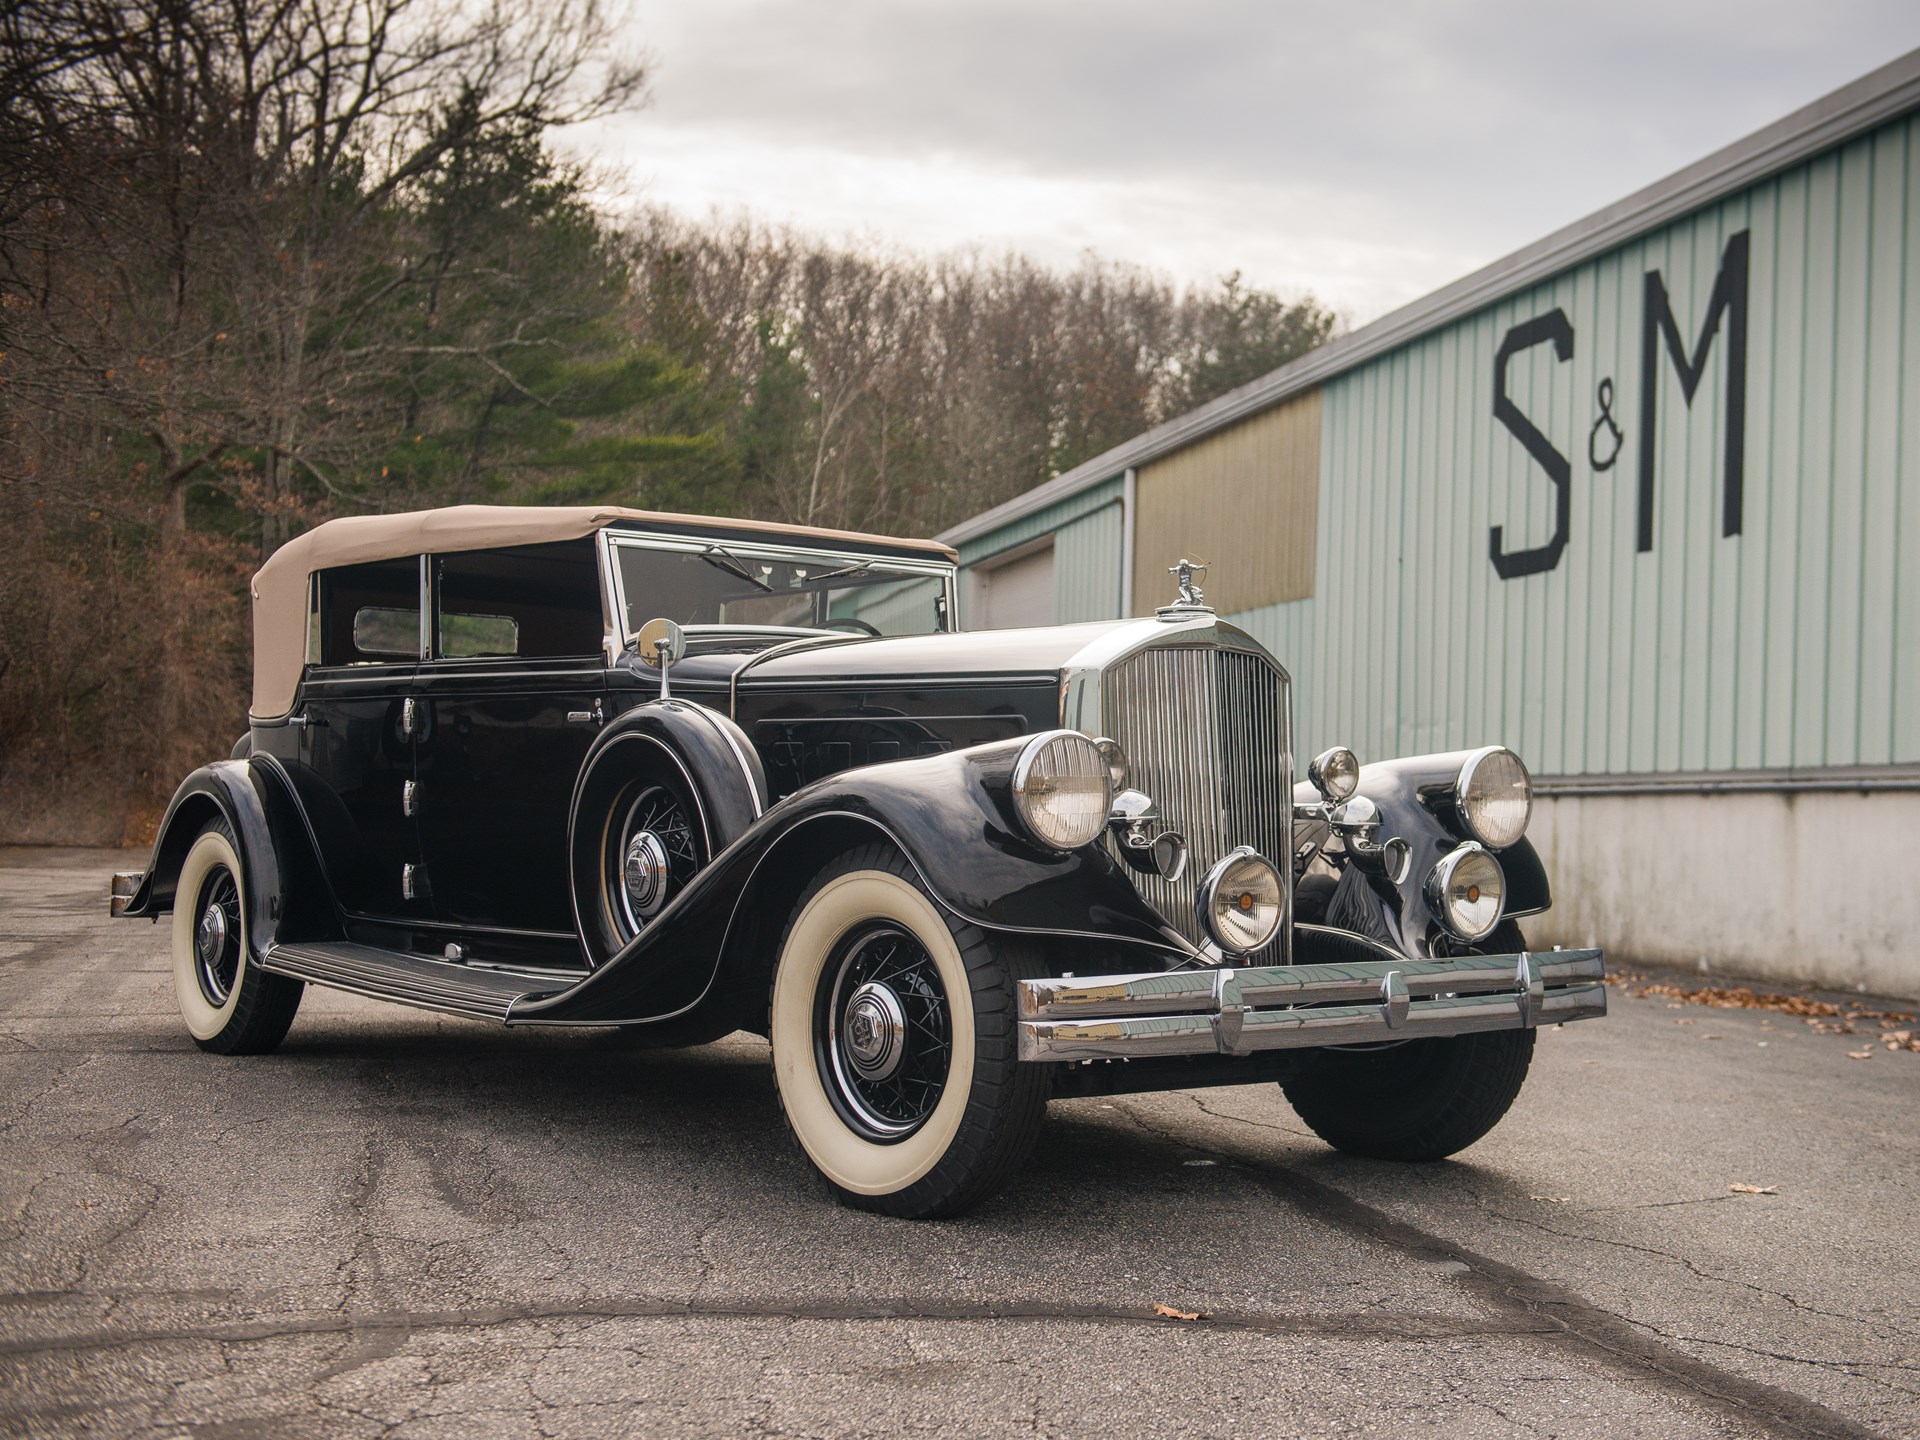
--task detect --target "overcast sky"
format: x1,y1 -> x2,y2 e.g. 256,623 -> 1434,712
566,1 -> 1920,325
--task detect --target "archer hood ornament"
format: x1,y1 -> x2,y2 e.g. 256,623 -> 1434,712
1158,558 -> 1212,616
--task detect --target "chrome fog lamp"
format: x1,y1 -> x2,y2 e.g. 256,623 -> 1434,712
1012,731 -> 1114,850
1093,736 -> 1128,793
1196,847 -> 1284,955
1425,842 -> 1506,943
1308,746 -> 1359,801
1456,746 -> 1532,849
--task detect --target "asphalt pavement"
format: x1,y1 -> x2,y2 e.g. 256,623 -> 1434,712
2,846 -> 1916,1439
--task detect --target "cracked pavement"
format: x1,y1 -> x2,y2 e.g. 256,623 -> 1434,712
2,847 -> 1917,1438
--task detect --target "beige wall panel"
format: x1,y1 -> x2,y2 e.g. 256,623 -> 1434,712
1131,388 -> 1322,615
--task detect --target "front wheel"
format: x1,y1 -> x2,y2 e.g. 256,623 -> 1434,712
171,820 -> 303,1055
1280,921 -> 1535,1161
768,844 -> 1047,1219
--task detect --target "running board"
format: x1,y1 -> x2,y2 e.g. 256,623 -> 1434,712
260,942 -> 572,1023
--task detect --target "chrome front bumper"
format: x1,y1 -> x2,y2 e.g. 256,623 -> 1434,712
1016,949 -> 1606,1062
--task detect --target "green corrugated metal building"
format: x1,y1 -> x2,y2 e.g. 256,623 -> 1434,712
941,51 -> 1920,997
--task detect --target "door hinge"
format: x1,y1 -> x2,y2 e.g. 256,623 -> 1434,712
402,779 -> 418,817
400,696 -> 418,739
402,863 -> 419,900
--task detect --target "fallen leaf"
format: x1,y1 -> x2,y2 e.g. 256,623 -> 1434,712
1729,1183 -> 1778,1195
1847,1049 -> 1873,1060
1622,980 -> 1916,1025
1702,1033 -> 1724,1041
1529,1195 -> 1572,1203
1153,1303 -> 1203,1321
1674,1018 -> 1696,1026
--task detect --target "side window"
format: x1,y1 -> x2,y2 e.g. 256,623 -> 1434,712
317,557 -> 421,665
433,540 -> 601,660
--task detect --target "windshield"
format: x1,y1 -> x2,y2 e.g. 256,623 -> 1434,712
612,539 -> 950,640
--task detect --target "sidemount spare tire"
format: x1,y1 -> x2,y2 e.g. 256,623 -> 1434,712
568,701 -> 765,967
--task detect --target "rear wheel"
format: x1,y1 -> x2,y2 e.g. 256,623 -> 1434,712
768,844 -> 1047,1218
1281,921 -> 1535,1161
170,820 -> 303,1055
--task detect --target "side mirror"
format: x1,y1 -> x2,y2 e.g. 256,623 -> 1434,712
635,617 -> 684,699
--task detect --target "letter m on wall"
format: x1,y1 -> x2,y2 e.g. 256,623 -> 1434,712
1637,229 -> 1750,551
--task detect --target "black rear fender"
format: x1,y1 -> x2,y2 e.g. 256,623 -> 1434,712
118,757 -> 337,952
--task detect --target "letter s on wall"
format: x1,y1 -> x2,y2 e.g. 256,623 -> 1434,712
1489,309 -> 1574,579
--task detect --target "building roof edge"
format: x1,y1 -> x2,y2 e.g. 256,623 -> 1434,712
939,46 -> 1920,547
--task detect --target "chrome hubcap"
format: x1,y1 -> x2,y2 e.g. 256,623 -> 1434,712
195,902 -> 228,968
609,784 -> 699,941
842,981 -> 907,1082
622,831 -> 670,918
192,867 -> 242,1007
816,923 -> 952,1142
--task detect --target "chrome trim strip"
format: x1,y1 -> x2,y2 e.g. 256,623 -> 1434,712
406,666 -> 607,682
739,672 -> 1060,691
727,634 -> 870,715
1016,949 -> 1607,1061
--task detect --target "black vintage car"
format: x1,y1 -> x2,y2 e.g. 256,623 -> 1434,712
114,504 -> 1605,1217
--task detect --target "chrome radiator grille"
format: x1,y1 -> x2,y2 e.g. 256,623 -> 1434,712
1101,644 -> 1292,954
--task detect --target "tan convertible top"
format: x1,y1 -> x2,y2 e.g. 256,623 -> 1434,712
249,504 -> 957,718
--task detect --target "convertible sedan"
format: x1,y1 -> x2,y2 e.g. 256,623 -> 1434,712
114,505 -> 1605,1217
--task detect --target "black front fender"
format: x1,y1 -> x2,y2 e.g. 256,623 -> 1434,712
510,735 -> 1192,1028
1303,749 -> 1552,958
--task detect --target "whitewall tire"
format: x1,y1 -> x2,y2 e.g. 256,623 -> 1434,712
769,843 -> 1047,1218
170,821 -> 303,1055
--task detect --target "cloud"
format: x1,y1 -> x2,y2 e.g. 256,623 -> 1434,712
568,0 -> 1920,320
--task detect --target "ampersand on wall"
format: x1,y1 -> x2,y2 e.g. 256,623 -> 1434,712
1589,377 -> 1623,472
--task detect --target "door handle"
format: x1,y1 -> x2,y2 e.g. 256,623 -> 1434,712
567,700 -> 605,725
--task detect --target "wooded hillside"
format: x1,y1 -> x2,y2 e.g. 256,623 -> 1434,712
0,0 -> 1335,842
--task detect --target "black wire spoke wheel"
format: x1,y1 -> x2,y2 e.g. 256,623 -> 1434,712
815,922 -> 953,1142
192,867 -> 244,1008
606,782 -> 702,942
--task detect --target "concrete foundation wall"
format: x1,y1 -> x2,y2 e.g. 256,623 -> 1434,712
1524,788 -> 1918,999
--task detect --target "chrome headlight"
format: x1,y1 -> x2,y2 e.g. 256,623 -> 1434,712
1424,842 -> 1506,943
1012,731 -> 1114,850
1093,736 -> 1128,793
1196,847 -> 1284,954
1456,746 -> 1532,849
1308,746 -> 1359,801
